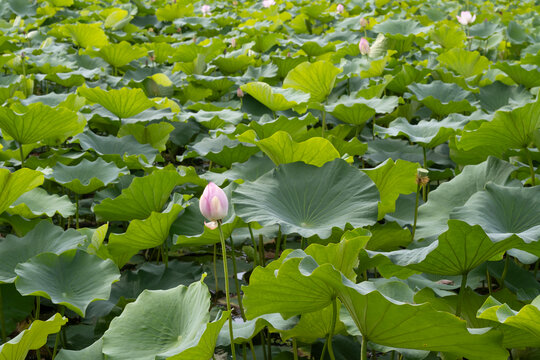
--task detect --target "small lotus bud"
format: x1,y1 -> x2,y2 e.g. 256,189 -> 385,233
416,168 -> 430,186
237,87 -> 244,98
231,38 -> 237,48
456,11 -> 476,25
336,4 -> 345,14
199,182 -> 229,223
436,279 -> 454,285
359,17 -> 368,28
201,4 -> 211,16
359,37 -> 370,55
262,0 -> 276,8
148,27 -> 154,33
233,0 -> 238,6
287,52 -> 291,57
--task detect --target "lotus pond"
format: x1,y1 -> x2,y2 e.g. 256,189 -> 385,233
0,0 -> 539,359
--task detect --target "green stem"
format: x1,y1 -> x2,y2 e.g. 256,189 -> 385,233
249,339 -> 257,360
326,299 -> 338,360
486,267 -> 492,295
229,236 -> 246,320
0,287 -> 6,344
258,235 -> 265,267
51,306 -> 65,359
18,143 -> 24,168
372,117 -> 376,140
320,338 -> 327,360
321,110 -> 327,138
500,255 -> 510,289
422,147 -> 428,202
243,343 -> 247,360
267,330 -> 272,360
456,272 -> 468,318
525,147 -> 536,186
411,185 -> 421,241
300,237 -> 305,250
274,226 -> 282,260
75,194 -> 79,229
218,222 -> 236,360
260,332 -> 268,360
361,335 -> 368,360
292,338 -> 298,360
248,223 -> 258,266
35,296 -> 40,321
213,244 -> 219,294
282,234 -> 287,251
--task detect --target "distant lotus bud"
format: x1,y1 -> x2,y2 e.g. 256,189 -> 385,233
456,11 -> 476,25
231,38 -> 237,48
237,87 -> 244,98
336,4 -> 345,14
199,182 -> 229,225
201,4 -> 211,16
287,52 -> 291,57
262,0 -> 276,8
233,0 -> 238,6
359,17 -> 368,27
148,50 -> 155,62
416,168 -> 430,186
359,37 -> 370,55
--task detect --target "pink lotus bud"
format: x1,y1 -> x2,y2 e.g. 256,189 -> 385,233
359,17 -> 368,28
456,11 -> 476,25
359,37 -> 370,55
237,87 -> 244,98
201,4 -> 211,16
231,38 -> 237,48
199,182 -> 228,222
336,4 -> 344,14
233,0 -> 238,6
262,0 -> 275,8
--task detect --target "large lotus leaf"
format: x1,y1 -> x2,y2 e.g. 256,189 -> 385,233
0,221 -> 85,283
73,132 -> 158,166
63,23 -> 109,49
242,113 -> 319,140
373,19 -> 430,37
45,158 -> 129,194
476,81 -> 532,113
437,49 -> 491,78
14,250 -> 120,317
179,110 -> 243,130
0,102 -> 85,145
94,169 -> 184,221
95,41 -> 147,68
366,220 -> 523,276
56,339 -> 103,360
283,61 -> 341,103
240,82 -> 310,112
495,62 -> 540,89
325,96 -> 399,126
242,130 -> 340,167
363,159 -> 419,220
243,252 -> 508,360
186,134 -> 260,167
8,187 -> 75,218
450,183 -> 540,243
107,203 -> 184,267
78,87 -> 154,119
0,283 -> 34,337
375,116 -> 468,148
280,303 -> 346,343
430,25 -> 467,49
217,314 -> 298,346
118,122 -> 175,151
415,157 -> 516,240
477,296 -> 540,339
457,99 -> 540,159
102,281 -> 228,360
0,168 -> 43,215
0,314 -> 67,360
408,81 -> 476,116
202,155 -> 275,186
233,159 -> 379,238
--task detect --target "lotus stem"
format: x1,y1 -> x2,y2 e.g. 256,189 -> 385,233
422,147 -> 428,202
326,299 -> 338,360
486,267 -> 492,295
292,338 -> 298,360
500,255 -> 510,289
258,235 -> 265,266
35,296 -> 40,321
300,237 -> 305,250
525,147 -> 536,186
260,332 -> 268,360
411,184 -> 421,241
361,335 -> 368,360
243,343 -> 247,360
274,226 -> 282,260
218,222 -> 236,360
213,243 -> 219,294
321,109 -> 327,138
267,329 -> 272,360
18,143 -> 24,168
249,339 -> 257,360
248,223 -> 258,266
456,272 -> 468,318
51,306 -> 65,359
229,236 -> 246,320
0,287 -> 6,344
75,194 -> 79,229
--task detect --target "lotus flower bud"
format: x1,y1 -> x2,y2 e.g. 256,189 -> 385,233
237,87 -> 244,98
336,4 -> 344,14
416,168 -> 430,186
262,0 -> 276,8
359,37 -> 370,55
359,17 -> 368,28
456,11 -> 476,25
201,4 -> 211,16
199,182 -> 229,229
231,38 -> 237,48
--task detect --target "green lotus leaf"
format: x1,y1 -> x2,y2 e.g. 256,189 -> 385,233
233,159 -> 379,238
108,202 -> 184,267
186,134 -> 260,167
387,65 -> 431,94
366,222 -> 412,251
202,155 -> 275,186
217,313 -> 298,346
0,221 -> 85,284
476,81 -> 533,113
375,116 -> 467,148
94,41 -> 148,68
15,250 -> 120,317
363,159 -> 419,220
94,169 -> 184,221
8,187 -> 75,219
0,314 -> 67,360
0,168 -> 43,215
437,49 -> 491,78
73,131 -> 158,167
457,99 -> 540,160
102,280 -> 228,360
45,158 -> 129,194
240,82 -> 310,112
325,96 -> 398,126
118,122 -> 175,151
56,339 -> 103,360
243,250 -> 508,360
478,296 -> 540,339
155,2 -> 194,21
0,102 -> 85,145
495,62 -> 540,89
243,130 -> 340,167
415,157 -> 516,240
63,23 -> 109,49
0,283 -> 34,337
280,303 -> 347,343
408,81 -> 476,116
450,183 -> 540,243
367,220 -> 523,276
469,21 -> 501,38
430,25 -> 467,49
179,110 -> 244,130
283,61 -> 341,103
373,19 -> 430,37
213,54 -> 254,75
237,113 -> 318,140
77,87 -> 154,120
